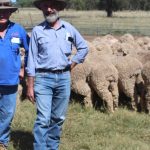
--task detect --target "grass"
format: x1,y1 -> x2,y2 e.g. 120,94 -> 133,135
8,100 -> 150,150
7,8 -> 150,149
10,8 -> 150,36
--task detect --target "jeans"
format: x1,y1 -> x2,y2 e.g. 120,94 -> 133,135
34,71 -> 71,150
0,85 -> 18,146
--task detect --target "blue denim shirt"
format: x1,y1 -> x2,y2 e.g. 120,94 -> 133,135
0,21 -> 29,85
26,20 -> 88,76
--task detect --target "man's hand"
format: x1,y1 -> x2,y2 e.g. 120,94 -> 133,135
70,62 -> 77,71
27,76 -> 35,104
19,68 -> 24,80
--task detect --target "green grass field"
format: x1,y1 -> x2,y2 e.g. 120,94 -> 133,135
7,8 -> 150,150
8,100 -> 150,150
10,8 -> 150,36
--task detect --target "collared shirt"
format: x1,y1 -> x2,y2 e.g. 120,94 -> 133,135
0,21 -> 29,85
26,20 -> 88,77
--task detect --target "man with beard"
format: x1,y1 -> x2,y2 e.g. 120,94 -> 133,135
26,0 -> 88,149
0,0 -> 29,149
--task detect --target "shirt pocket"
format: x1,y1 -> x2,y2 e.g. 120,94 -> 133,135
11,43 -> 20,55
62,39 -> 72,56
38,38 -> 50,54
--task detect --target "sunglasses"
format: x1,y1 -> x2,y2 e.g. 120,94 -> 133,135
0,2 -> 11,7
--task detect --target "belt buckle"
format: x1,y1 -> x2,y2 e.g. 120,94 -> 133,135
0,93 -> 2,98
56,69 -> 64,74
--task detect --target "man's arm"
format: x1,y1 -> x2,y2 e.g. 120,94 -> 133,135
27,76 -> 35,104
20,27 -> 30,80
25,29 -> 38,104
70,61 -> 77,70
71,26 -> 89,66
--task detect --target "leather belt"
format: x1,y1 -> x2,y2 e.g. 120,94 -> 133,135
36,67 -> 70,74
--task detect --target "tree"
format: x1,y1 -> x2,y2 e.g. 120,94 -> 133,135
106,0 -> 113,17
85,0 -> 99,10
16,0 -> 33,7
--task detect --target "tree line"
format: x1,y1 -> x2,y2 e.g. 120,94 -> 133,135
16,0 -> 150,11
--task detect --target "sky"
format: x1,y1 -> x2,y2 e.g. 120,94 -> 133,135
11,0 -> 16,3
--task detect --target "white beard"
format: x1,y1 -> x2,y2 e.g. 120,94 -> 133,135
44,12 -> 59,24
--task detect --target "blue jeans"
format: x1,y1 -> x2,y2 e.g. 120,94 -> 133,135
0,85 -> 17,146
34,71 -> 71,150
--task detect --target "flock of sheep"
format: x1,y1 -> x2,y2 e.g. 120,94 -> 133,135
18,33 -> 150,114
71,33 -> 150,114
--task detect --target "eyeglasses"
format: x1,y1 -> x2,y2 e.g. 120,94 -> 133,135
0,2 -> 11,7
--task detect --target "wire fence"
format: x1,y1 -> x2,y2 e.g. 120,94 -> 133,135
25,24 -> 150,36
11,9 -> 150,36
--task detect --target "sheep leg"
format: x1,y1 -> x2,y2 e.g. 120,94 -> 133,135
145,86 -> 150,114
138,86 -> 146,112
100,89 -> 114,113
90,77 -> 114,112
84,92 -> 93,108
71,80 -> 93,107
136,74 -> 146,112
131,89 -> 138,111
109,81 -> 119,110
93,85 -> 114,113
121,79 -> 138,111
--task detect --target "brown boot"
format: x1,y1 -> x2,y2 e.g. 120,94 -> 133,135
0,144 -> 7,150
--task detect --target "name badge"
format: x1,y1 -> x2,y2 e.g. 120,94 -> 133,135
11,37 -> 21,44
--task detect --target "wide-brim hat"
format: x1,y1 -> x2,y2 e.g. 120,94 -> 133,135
0,0 -> 18,13
33,0 -> 67,11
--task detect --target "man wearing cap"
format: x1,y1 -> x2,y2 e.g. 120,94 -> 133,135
26,0 -> 88,149
0,0 -> 29,149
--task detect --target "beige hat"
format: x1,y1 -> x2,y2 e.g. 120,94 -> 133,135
0,0 -> 18,12
33,0 -> 67,11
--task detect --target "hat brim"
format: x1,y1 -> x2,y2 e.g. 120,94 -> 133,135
34,0 -> 67,11
0,7 -> 18,13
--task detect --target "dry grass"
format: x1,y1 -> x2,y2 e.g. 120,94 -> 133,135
10,8 -> 150,35
8,100 -> 150,150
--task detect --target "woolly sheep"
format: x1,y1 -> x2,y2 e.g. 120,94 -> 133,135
88,59 -> 119,112
119,33 -> 135,43
92,53 -> 144,111
112,55 -> 144,110
92,42 -> 113,55
141,61 -> 150,113
135,51 -> 150,65
71,42 -> 119,112
136,36 -> 150,51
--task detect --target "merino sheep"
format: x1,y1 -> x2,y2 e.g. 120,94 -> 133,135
136,36 -> 150,51
88,59 -> 119,112
119,33 -> 135,43
112,56 -> 144,111
71,42 -> 119,112
92,42 -> 113,55
91,53 -> 144,111
71,61 -> 92,107
135,51 -> 150,65
86,41 -> 143,111
141,61 -> 150,114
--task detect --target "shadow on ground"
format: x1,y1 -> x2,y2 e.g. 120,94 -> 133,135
10,130 -> 33,150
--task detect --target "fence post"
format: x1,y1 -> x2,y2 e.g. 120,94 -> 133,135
97,26 -> 99,36
29,13 -> 33,28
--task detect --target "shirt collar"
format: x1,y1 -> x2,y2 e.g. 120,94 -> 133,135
0,20 -> 13,30
43,19 -> 65,30
7,20 -> 14,29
